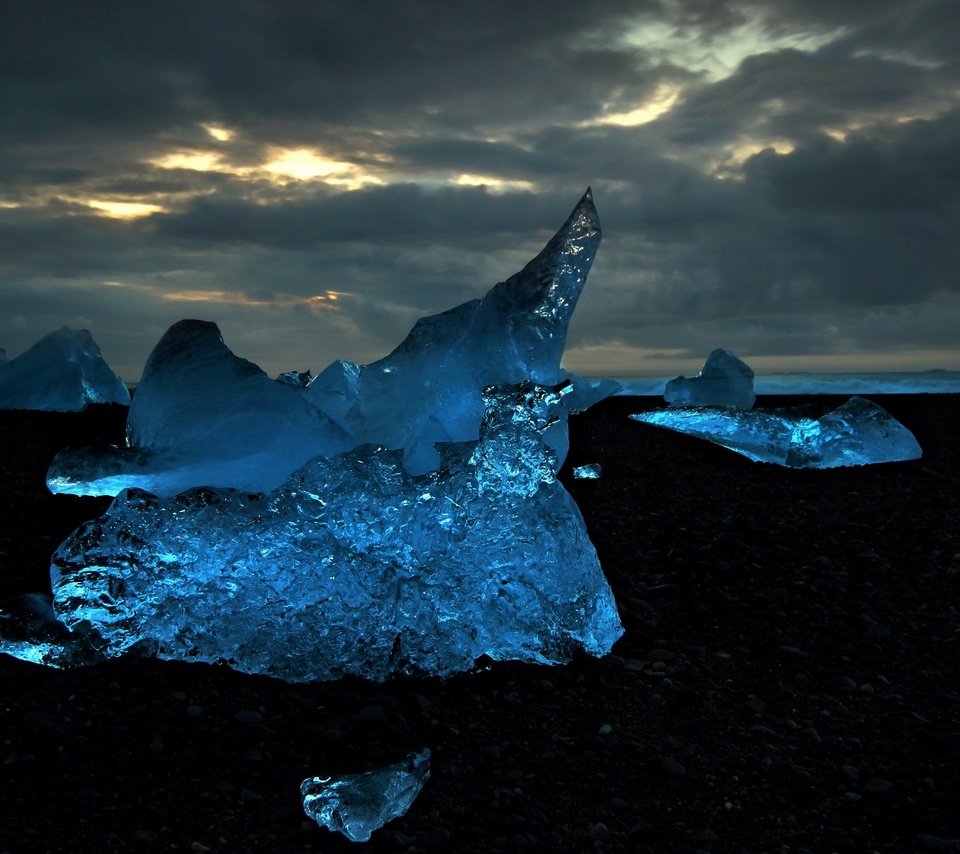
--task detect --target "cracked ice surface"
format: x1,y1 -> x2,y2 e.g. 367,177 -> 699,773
301,749 -> 431,842
48,189 -> 606,496
0,328 -> 129,411
664,348 -> 755,409
22,384 -> 624,681
631,396 -> 921,468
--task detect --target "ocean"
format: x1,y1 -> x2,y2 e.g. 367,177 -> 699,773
611,370 -> 960,396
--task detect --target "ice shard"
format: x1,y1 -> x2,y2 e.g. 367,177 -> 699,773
48,321 -> 355,496
301,748 -> 431,842
0,327 -> 129,411
664,348 -> 755,409
306,188 -> 603,475
631,396 -> 922,468
48,190 -> 605,496
11,383 -> 624,681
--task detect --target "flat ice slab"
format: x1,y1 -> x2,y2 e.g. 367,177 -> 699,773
0,328 -> 129,411
631,396 -> 922,468
301,749 -> 431,842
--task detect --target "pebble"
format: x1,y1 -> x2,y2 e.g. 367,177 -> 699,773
652,756 -> 687,780
354,704 -> 388,725
233,709 -> 262,725
186,705 -> 204,718
588,822 -> 610,842
863,778 -> 892,795
598,723 -> 613,736
838,765 -> 860,781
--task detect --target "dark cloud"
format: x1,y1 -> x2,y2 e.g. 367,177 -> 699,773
1,0 -> 958,377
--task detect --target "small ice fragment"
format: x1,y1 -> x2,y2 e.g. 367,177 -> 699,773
664,348 -> 755,409
301,748 -> 431,842
573,464 -> 602,479
275,369 -> 312,387
631,396 -> 921,468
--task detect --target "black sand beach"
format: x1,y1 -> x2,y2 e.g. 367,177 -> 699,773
1,395 -> 958,853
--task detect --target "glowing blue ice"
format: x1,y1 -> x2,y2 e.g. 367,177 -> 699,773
47,189 -> 607,496
631,396 -> 922,468
48,320 -> 353,496
0,328 -> 129,411
572,464 -> 602,480
664,348 -> 755,409
9,384 -> 624,681
301,748 -> 431,842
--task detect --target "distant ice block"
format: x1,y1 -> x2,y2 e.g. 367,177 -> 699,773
0,328 -> 129,411
301,749 -> 431,842
572,464 -> 602,480
631,396 -> 922,468
48,320 -> 354,496
13,384 -> 624,681
664,348 -> 755,409
49,190 -> 604,496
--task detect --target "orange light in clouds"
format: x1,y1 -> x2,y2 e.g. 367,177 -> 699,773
160,289 -> 348,309
84,199 -> 166,218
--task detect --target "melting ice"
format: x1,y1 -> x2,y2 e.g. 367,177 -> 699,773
7,384 -> 624,681
631,396 -> 922,468
48,189 -> 609,496
0,328 -> 129,411
301,748 -> 431,842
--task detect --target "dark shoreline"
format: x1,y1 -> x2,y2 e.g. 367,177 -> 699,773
1,395 -> 959,852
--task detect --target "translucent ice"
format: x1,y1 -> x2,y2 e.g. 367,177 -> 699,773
48,320 -> 354,496
306,188 -> 603,475
664,349 -> 755,409
49,190 -> 605,495
13,384 -> 624,681
631,396 -> 922,468
0,328 -> 129,411
275,369 -> 313,387
572,464 -> 602,479
301,748 -> 431,842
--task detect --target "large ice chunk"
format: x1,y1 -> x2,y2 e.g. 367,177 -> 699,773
48,320 -> 354,496
664,348 -> 755,409
306,188 -> 603,475
48,190 -> 605,495
631,396 -> 922,468
11,384 -> 624,681
0,327 -> 129,411
301,748 -> 431,842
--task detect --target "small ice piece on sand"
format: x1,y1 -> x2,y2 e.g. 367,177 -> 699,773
301,748 -> 431,843
573,464 -> 602,479
631,396 -> 922,468
664,348 -> 755,409
0,327 -> 129,411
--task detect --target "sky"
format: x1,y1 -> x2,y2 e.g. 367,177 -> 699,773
1,0 -> 959,382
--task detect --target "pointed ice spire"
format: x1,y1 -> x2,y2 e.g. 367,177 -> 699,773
318,188 -> 603,474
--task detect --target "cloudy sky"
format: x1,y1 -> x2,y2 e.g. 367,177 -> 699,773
2,0 -> 959,381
